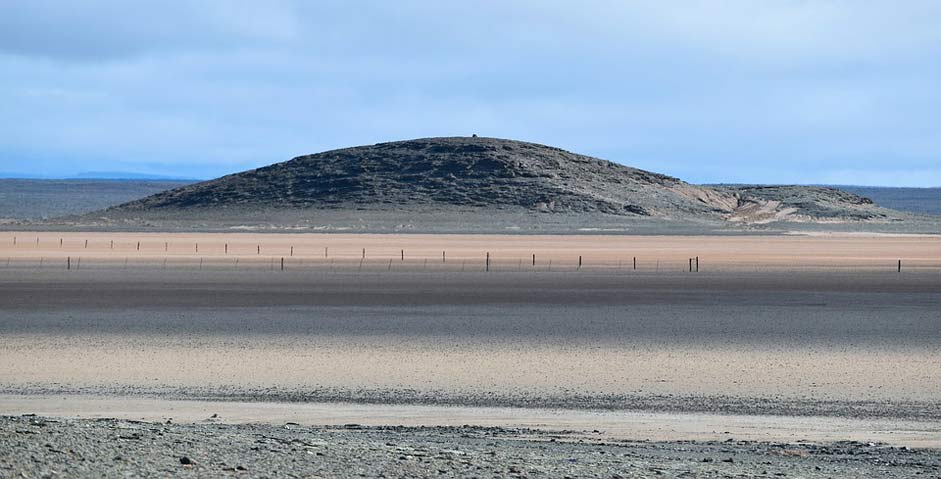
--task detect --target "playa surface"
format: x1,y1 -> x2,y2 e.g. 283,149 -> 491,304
1,232 -> 939,475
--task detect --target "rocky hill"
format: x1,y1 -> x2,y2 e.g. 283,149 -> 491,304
60,137 -> 941,234
117,137 -> 733,217
83,136 -> 921,232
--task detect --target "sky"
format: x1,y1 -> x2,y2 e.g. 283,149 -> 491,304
1,1 -> 940,186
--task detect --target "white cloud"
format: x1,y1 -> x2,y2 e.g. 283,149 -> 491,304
0,1 -> 939,184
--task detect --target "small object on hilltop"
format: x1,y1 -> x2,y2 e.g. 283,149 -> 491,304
472,133 -> 478,137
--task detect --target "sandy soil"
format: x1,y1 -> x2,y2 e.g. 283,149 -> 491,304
0,231 -> 939,271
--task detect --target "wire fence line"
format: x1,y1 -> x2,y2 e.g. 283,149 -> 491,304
3,234 -> 939,273
1,255 -> 938,274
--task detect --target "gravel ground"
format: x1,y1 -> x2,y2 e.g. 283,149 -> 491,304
2,415 -> 939,478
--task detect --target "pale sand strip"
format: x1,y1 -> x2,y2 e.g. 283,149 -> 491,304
2,336 -> 938,404
0,232 -> 938,271
1,395 -> 938,449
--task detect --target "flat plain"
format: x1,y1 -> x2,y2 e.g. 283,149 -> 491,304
0,179 -> 193,221
1,232 -> 939,477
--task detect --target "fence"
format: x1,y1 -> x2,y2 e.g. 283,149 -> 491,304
1,254 -> 938,274
3,234 -> 939,273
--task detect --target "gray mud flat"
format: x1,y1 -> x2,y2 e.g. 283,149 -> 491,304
2,415 -> 939,479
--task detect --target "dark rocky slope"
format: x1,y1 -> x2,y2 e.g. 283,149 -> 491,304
94,136 -> 913,231
116,137 -> 735,218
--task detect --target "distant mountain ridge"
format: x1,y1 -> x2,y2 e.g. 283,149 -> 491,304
0,172 -> 199,181
70,171 -> 200,181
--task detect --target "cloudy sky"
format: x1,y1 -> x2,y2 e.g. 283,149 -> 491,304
1,1 -> 939,185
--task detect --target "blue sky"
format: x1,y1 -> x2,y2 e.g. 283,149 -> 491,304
1,1 -> 939,186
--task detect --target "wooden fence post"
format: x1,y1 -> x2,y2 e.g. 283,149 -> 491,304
898,259 -> 902,273
281,257 -> 285,271
67,256 -> 70,270
578,256 -> 582,270
486,252 -> 490,272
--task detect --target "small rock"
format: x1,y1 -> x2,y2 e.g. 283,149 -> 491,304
180,456 -> 194,465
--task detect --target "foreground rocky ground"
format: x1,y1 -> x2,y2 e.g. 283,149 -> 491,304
1,415 -> 938,478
